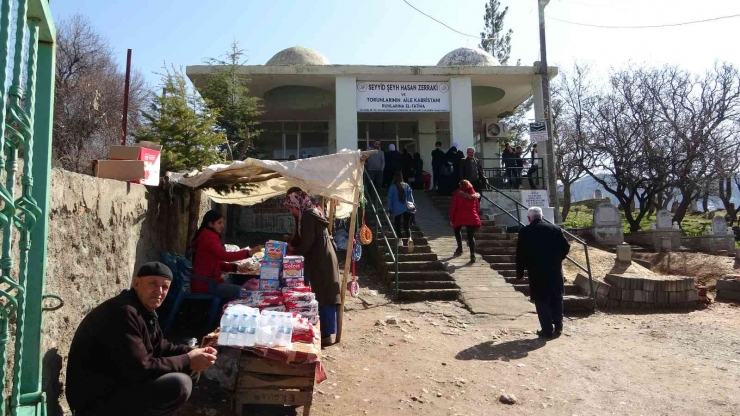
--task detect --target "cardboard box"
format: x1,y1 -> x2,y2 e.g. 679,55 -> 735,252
281,277 -> 305,288
108,142 -> 162,186
94,160 -> 146,182
260,260 -> 282,280
282,256 -> 305,278
265,240 -> 288,260
258,279 -> 280,291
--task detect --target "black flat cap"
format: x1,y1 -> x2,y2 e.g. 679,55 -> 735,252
137,262 -> 173,280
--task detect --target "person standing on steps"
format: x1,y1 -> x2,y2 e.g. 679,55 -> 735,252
528,143 -> 540,189
516,207 -> 571,339
365,140 -> 385,190
386,172 -> 415,253
449,180 -> 481,263
431,141 -> 445,191
460,147 -> 486,194
384,144 -> 402,188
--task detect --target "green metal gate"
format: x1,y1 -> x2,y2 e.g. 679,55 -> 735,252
0,0 -> 56,414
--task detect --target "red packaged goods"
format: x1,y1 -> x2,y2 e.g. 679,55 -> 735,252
281,277 -> 305,288
262,305 -> 287,312
282,256 -> 304,278
282,286 -> 312,294
285,292 -> 315,303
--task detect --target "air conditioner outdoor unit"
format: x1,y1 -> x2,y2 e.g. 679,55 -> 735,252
485,122 -> 507,139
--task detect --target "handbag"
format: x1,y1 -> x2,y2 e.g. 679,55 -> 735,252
406,201 -> 416,211
359,204 -> 373,245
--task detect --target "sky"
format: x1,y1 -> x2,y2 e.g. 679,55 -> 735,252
51,0 -> 740,88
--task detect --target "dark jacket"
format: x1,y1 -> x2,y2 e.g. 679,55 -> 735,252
515,219 -> 571,302
192,228 -> 248,293
502,148 -> 516,168
66,290 -> 191,412
431,148 -> 445,168
385,150 -> 402,172
293,212 -> 341,305
445,148 -> 462,177
461,157 -> 481,184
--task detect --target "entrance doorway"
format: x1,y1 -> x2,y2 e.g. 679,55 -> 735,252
357,121 -> 418,153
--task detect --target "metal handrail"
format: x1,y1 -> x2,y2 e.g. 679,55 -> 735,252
481,184 -> 595,298
363,171 -> 400,296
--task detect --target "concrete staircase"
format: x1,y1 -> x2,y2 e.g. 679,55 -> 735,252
364,191 -> 461,302
428,192 -> 595,312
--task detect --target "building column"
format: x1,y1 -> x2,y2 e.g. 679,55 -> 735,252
328,120 -> 337,153
531,75 -> 551,191
335,76 -> 358,151
418,117 -> 436,167
449,77 -> 474,152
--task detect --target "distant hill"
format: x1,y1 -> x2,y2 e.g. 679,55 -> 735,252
563,174 -> 740,210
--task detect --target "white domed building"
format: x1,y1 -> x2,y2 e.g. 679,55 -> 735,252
187,45 -> 555,204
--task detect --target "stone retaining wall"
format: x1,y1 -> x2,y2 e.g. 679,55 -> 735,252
575,273 -> 699,310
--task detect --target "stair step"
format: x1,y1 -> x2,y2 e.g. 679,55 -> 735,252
478,226 -> 503,234
563,295 -> 595,312
510,283 -> 581,296
476,247 -> 517,255
386,271 -> 454,281
476,240 -> 517,248
396,288 -> 460,302
482,254 -> 516,263
384,253 -> 438,262
379,231 -> 425,239
475,233 -> 511,241
379,245 -> 432,254
397,281 -> 459,290
384,261 -> 446,271
489,262 -> 516,270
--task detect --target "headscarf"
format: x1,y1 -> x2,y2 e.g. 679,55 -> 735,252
452,142 -> 459,148
389,144 -> 396,152
283,190 -> 326,236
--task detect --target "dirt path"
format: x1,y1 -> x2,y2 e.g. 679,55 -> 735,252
177,273 -> 740,416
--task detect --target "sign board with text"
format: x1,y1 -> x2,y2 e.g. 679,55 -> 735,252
520,189 -> 550,208
357,81 -> 450,113
529,122 -> 548,143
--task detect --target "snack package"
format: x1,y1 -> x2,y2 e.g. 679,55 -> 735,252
259,259 -> 281,280
282,256 -> 305,278
241,278 -> 260,291
258,279 -> 280,291
282,286 -> 312,294
282,277 -> 305,288
284,291 -> 315,303
265,240 -> 288,260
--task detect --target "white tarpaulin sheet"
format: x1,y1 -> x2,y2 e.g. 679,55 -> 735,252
169,150 -> 370,218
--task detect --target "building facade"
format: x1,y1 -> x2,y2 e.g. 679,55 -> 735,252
187,46 -> 556,171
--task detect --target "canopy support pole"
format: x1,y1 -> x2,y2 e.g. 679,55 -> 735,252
327,200 -> 337,234
336,187 -> 359,343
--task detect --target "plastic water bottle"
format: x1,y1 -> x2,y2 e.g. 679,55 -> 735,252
236,313 -> 249,346
275,314 -> 293,347
218,308 -> 233,345
256,311 -> 278,347
226,313 -> 240,346
243,312 -> 259,347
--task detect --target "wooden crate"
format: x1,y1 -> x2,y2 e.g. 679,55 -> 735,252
233,352 -> 317,416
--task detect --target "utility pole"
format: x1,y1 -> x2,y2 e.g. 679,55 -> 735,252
537,0 -> 561,223
121,49 -> 132,146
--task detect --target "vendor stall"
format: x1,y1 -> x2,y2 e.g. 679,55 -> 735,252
170,150 -> 372,414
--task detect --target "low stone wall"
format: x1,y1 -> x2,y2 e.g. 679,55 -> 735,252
680,235 -> 735,255
572,197 -> 611,210
575,273 -> 699,310
624,230 -> 681,252
3,169 -> 212,415
716,277 -> 740,302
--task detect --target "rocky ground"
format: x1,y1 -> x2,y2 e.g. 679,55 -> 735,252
174,265 -> 740,416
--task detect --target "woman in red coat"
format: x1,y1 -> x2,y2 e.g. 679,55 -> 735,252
191,210 -> 262,299
449,180 -> 482,263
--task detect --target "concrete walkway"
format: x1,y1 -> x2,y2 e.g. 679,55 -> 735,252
412,191 -> 536,319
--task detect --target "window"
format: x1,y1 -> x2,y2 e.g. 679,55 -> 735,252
257,121 -> 329,160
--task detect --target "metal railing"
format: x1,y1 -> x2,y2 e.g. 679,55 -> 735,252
479,157 -> 545,190
481,184 -> 595,299
363,170 -> 400,297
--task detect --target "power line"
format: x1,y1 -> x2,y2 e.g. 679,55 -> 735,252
401,0 -> 482,40
547,13 -> 740,29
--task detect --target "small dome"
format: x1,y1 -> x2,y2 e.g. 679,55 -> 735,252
437,47 -> 499,67
266,46 -> 330,66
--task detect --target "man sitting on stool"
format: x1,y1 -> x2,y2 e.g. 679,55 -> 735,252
66,262 -> 218,416
516,207 -> 571,339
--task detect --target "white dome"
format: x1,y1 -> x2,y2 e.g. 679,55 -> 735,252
437,47 -> 499,67
266,46 -> 330,66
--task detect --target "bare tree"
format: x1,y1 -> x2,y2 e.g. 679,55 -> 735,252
643,63 -> 740,225
53,13 -> 147,173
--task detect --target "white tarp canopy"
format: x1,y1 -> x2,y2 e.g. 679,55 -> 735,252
168,149 -> 371,218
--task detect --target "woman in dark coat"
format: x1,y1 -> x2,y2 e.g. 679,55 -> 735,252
284,189 -> 341,345
438,145 -> 462,196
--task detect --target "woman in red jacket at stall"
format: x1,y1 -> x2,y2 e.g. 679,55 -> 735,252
449,180 -> 482,263
191,210 -> 262,299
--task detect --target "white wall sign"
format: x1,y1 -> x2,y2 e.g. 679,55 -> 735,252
356,81 -> 450,113
529,122 -> 548,143
520,189 -> 550,208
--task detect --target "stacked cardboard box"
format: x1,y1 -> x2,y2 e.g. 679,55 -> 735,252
575,273 -> 699,310
93,141 -> 162,186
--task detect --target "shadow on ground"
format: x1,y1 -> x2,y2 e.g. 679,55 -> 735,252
455,338 -> 546,361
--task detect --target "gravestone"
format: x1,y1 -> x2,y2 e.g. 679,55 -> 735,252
592,202 -> 624,245
593,189 -> 603,199
656,210 -> 673,230
712,216 -> 728,235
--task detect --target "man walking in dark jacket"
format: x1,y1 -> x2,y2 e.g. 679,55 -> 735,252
516,207 -> 570,338
502,142 -> 518,189
66,262 -> 218,416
